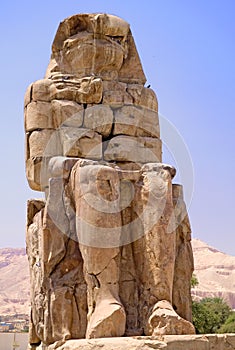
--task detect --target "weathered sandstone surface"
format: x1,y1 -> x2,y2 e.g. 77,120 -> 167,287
24,13 -> 195,349
42,334 -> 235,350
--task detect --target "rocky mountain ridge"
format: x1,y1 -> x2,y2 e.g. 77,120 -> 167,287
0,239 -> 234,315
0,248 -> 30,315
191,239 -> 235,309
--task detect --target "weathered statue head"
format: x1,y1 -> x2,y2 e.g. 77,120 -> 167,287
46,14 -> 146,84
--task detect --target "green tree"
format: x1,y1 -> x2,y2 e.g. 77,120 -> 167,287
192,297 -> 231,334
218,311 -> 235,333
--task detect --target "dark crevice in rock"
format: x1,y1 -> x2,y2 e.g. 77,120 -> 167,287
90,273 -> 100,288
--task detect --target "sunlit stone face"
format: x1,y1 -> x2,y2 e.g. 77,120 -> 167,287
60,32 -> 126,79
52,14 -> 130,80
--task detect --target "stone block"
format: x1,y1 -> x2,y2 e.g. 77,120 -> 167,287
102,90 -> 132,106
102,81 -> 133,106
28,129 -> 62,158
127,85 -> 158,111
32,79 -> 53,102
52,77 -> 103,104
104,135 -> 162,163
95,14 -> 130,37
103,81 -> 127,93
25,101 -> 54,132
48,156 -> 79,180
102,77 -> 131,106
51,99 -> 84,128
44,335 -> 235,350
84,105 -> 114,137
27,199 -> 45,226
32,77 -> 103,104
26,157 -> 43,191
26,157 -> 52,191
60,127 -> 102,159
113,105 -> 160,137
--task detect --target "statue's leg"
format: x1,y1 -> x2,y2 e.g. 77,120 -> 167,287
70,163 -> 126,338
133,164 -> 195,335
172,184 -> 194,322
49,238 -> 87,341
119,171 -> 144,336
26,200 -> 46,345
50,287 -> 73,341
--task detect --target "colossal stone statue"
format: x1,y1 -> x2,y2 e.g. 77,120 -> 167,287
24,13 -> 195,349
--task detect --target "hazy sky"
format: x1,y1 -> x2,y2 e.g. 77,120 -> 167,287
0,1 -> 234,255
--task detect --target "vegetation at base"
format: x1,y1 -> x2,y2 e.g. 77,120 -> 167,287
192,297 -> 232,334
218,311 -> 235,333
191,274 -> 235,333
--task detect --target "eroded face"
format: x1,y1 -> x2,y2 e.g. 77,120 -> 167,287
58,31 -> 128,80
49,14 -> 146,84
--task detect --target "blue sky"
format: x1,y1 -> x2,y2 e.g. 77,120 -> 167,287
0,0 -> 234,255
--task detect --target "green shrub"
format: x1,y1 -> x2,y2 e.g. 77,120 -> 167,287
218,311 -> 235,333
192,297 -> 231,334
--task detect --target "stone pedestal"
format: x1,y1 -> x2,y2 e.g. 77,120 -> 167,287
31,334 -> 235,350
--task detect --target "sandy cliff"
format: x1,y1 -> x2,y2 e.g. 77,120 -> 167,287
192,239 -> 235,309
0,248 -> 30,315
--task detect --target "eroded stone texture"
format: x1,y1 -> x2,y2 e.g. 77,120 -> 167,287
104,136 -> 162,163
84,105 -> 114,138
25,101 -> 54,132
146,300 -> 195,336
113,105 -> 160,137
31,77 -> 103,104
25,13 -> 195,349
51,100 -> 84,129
172,184 -> 194,322
60,127 -> 102,159
102,81 -> 131,106
44,334 -> 235,350
27,184 -> 87,346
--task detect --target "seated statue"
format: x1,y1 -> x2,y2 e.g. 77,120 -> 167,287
24,13 -> 195,348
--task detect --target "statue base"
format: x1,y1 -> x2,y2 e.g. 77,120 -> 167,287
31,334 -> 235,350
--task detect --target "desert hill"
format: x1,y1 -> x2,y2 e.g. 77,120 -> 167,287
0,239 -> 234,315
191,238 -> 235,309
0,248 -> 30,315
